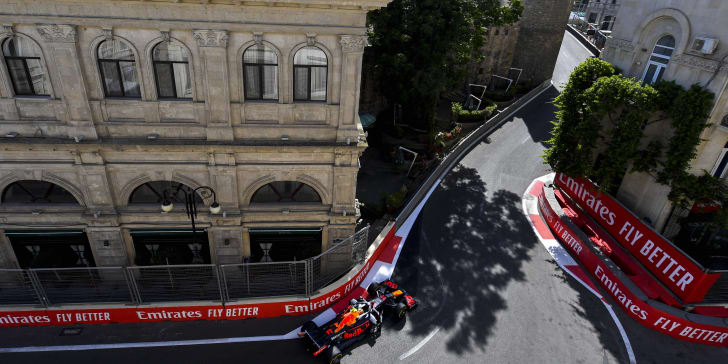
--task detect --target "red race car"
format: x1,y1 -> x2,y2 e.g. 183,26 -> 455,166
299,280 -> 416,363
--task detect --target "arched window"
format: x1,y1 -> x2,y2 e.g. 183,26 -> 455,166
152,42 -> 192,99
711,142 -> 728,179
129,181 -> 202,204
243,44 -> 278,101
293,46 -> 327,101
251,181 -> 321,203
97,39 -> 141,98
1,181 -> 79,204
2,37 -> 51,96
642,35 -> 675,85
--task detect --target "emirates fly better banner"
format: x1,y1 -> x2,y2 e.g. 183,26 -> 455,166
538,186 -> 728,346
554,173 -> 720,303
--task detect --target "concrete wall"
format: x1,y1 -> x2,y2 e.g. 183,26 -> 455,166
600,0 -> 728,230
0,0 -> 391,268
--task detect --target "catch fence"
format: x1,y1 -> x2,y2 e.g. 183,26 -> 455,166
0,226 -> 369,307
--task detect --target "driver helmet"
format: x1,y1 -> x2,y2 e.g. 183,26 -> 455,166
350,299 -> 357,306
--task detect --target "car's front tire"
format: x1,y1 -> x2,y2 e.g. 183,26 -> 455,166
367,281 -> 380,297
395,302 -> 407,320
302,320 -> 317,332
328,345 -> 343,364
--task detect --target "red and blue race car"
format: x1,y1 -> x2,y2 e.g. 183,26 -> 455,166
299,280 -> 416,363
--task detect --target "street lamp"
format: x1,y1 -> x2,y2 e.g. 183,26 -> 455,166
160,185 -> 221,254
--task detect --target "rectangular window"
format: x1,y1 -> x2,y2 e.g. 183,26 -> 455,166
310,67 -> 326,101
172,63 -> 192,99
6,59 -> 33,95
244,65 -> 261,99
293,67 -> 309,100
262,65 -> 278,100
713,150 -> 728,178
119,61 -> 140,97
100,61 -> 123,97
154,63 -> 175,98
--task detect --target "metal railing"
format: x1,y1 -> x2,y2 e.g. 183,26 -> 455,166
568,11 -> 611,51
0,225 -> 369,307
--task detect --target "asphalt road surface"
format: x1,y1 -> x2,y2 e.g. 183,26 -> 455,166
2,32 -> 727,364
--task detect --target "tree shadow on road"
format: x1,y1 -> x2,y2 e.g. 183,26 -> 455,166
393,164 -> 537,354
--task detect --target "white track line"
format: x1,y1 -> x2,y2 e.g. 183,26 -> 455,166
521,176 -> 636,364
398,328 -> 439,360
0,331 -> 300,353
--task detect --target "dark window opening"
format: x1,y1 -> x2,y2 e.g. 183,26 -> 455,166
97,40 -> 140,98
128,181 -> 202,204
152,42 -> 192,99
243,44 -> 278,101
293,46 -> 327,101
2,37 -> 51,96
250,181 -> 321,203
1,180 -> 79,204
9,231 -> 94,268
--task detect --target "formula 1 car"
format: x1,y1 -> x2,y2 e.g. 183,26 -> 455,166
299,280 -> 417,363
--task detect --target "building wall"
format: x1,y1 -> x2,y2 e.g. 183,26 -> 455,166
600,0 -> 728,230
470,0 -> 573,88
0,0 -> 391,268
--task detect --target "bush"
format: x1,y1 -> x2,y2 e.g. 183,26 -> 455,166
384,186 -> 408,213
451,101 -> 497,122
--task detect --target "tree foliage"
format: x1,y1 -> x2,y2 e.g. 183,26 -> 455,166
543,58 -> 727,225
367,0 -> 523,131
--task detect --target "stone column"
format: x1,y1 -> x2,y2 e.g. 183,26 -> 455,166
208,227 -> 244,265
76,151 -> 116,214
337,35 -> 368,143
241,227 -> 251,261
0,231 -> 20,268
193,30 -> 233,141
85,227 -> 128,267
332,147 -> 360,215
35,24 -> 97,141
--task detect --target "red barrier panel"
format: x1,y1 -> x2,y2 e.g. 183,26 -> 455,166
0,223 -> 399,328
538,187 -> 728,346
554,173 -> 720,303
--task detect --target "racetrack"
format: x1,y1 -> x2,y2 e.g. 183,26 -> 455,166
3,31 -> 726,364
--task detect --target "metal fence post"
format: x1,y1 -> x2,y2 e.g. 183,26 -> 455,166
125,267 -> 143,304
215,266 -> 225,303
27,269 -> 49,307
304,259 -> 310,298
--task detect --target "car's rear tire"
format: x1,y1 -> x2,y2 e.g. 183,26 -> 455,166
328,345 -> 343,364
395,302 -> 407,320
367,281 -> 380,297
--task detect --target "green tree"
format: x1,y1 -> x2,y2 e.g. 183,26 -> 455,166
367,0 -> 523,131
543,58 -> 727,227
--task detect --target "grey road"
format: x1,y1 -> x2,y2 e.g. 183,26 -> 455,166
2,31 -> 726,364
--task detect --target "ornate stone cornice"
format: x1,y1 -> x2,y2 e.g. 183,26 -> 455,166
1,24 -> 13,37
36,24 -> 76,43
193,29 -> 228,48
340,35 -> 368,53
672,53 -> 722,72
605,37 -> 634,52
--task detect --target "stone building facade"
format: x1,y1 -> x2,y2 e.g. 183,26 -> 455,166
580,0 -> 619,32
0,0 -> 390,269
599,1 -> 728,236
469,0 -> 573,87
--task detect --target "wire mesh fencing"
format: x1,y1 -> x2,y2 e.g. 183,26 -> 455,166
220,261 -> 307,301
0,226 -> 372,306
32,267 -> 134,305
0,269 -> 42,305
309,227 -> 369,293
127,264 -> 222,303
